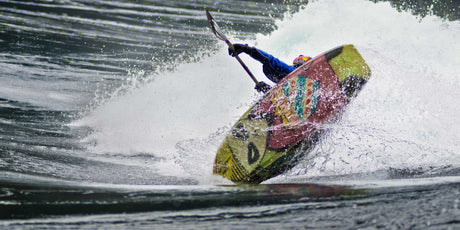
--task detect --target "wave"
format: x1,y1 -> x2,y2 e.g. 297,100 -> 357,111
74,0 -> 460,184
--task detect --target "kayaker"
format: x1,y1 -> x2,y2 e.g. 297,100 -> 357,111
228,43 -> 311,92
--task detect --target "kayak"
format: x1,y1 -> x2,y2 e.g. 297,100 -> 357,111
213,44 -> 371,184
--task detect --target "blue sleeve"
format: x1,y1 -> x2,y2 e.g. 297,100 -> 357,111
257,49 -> 297,76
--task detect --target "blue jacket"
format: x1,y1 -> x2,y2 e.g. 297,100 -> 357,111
244,47 -> 296,83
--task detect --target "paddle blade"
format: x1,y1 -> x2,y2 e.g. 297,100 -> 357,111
205,8 -> 228,42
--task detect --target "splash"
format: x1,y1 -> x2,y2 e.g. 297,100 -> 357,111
77,0 -> 460,183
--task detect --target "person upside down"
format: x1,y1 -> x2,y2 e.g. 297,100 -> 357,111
228,44 -> 311,92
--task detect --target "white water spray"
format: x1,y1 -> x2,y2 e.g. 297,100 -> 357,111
77,0 -> 460,183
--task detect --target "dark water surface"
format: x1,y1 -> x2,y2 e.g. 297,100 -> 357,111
1,0 -> 459,229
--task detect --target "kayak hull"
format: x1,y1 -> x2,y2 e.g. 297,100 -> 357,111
213,44 -> 371,184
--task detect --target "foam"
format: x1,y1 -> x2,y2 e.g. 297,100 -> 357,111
77,0 -> 460,183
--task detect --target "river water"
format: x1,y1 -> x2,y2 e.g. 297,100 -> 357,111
1,0 -> 459,229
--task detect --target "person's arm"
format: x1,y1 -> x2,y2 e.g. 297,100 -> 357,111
229,44 -> 296,83
256,49 -> 296,76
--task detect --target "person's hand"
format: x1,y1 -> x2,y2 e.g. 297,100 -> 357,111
228,44 -> 249,57
255,81 -> 271,93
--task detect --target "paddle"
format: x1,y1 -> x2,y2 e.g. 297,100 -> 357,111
205,8 -> 264,90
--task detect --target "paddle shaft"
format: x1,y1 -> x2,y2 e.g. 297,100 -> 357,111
226,42 -> 259,85
206,8 -> 259,85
